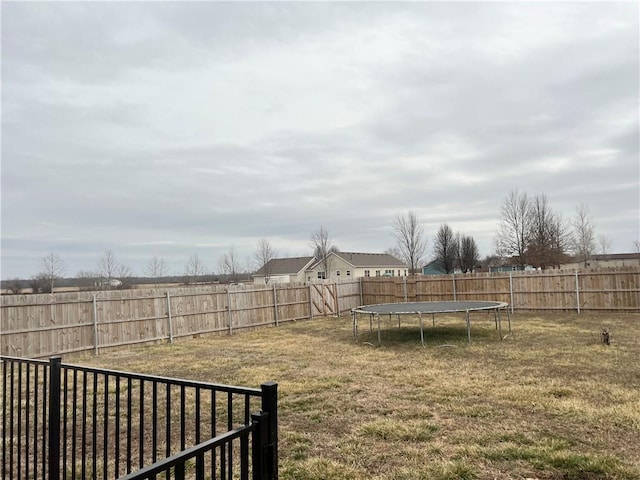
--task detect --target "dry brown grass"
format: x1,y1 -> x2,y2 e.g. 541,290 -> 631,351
72,311 -> 640,480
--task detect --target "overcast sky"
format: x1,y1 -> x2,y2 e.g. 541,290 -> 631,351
1,1 -> 638,279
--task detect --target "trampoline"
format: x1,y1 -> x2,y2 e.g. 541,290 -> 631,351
351,301 -> 510,346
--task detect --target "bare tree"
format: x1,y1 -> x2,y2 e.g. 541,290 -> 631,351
495,190 -> 533,267
254,239 -> 277,283
185,254 -> 206,283
39,252 -> 66,293
572,203 -> 596,267
598,234 -> 612,255
5,278 -> 25,294
433,224 -> 457,274
526,194 -> 570,269
146,256 -> 167,284
218,247 -> 241,282
98,250 -> 119,288
392,212 -> 427,274
310,226 -> 338,279
633,240 -> 640,254
457,235 -> 480,273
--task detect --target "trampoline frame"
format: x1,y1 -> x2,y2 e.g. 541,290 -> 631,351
351,301 -> 511,346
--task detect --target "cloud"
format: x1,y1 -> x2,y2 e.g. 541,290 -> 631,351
1,2 -> 638,279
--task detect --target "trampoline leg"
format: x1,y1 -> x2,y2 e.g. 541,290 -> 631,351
494,309 -> 498,330
432,313 -> 435,328
466,310 -> 471,343
507,307 -> 512,334
369,313 -> 373,333
497,309 -> 503,339
397,314 -> 401,329
377,313 -> 381,346
419,312 -> 424,347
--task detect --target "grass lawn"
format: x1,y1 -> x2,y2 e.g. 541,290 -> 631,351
72,311 -> 640,480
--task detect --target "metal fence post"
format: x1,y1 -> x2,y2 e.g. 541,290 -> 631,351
92,295 -> 99,355
251,411 -> 269,480
48,357 -> 62,480
509,274 -> 514,314
260,382 -> 278,480
452,273 -> 457,301
227,289 -> 233,335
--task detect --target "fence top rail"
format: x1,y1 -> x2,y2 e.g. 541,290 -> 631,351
61,362 -> 263,396
116,423 -> 256,480
0,355 -> 49,366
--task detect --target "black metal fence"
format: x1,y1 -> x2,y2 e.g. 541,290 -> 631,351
1,355 -> 278,479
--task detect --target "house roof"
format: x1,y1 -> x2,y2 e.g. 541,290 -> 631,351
253,256 -> 316,276
309,252 -> 407,269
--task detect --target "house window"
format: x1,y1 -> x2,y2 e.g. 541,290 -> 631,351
346,270 -> 351,276
336,270 -> 341,276
385,269 -> 394,276
364,270 -> 370,277
376,270 -> 380,277
398,270 -> 401,276
317,271 -> 326,279
404,270 -> 408,276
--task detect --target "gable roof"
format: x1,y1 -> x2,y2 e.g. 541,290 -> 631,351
253,256 -> 316,276
309,252 -> 407,269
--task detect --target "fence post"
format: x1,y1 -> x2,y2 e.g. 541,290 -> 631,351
509,274 -> 514,314
48,357 -> 62,480
403,276 -> 408,303
272,284 -> 279,327
359,277 -> 363,306
166,292 -> 174,343
334,283 -> 339,317
251,411 -> 269,480
309,284 -> 314,319
92,295 -> 99,355
227,289 -> 233,335
452,273 -> 457,301
260,382 -> 278,480
575,271 -> 581,314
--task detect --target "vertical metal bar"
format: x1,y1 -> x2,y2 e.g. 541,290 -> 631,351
115,376 -> 121,478
466,311 -> 471,343
139,380 -> 145,469
180,385 -> 186,451
81,371 -> 87,480
211,390 -> 216,479
227,392 -> 233,430
92,373 -> 98,480
26,364 -> 31,480
10,361 -> 15,480
273,284 -> 279,327
62,367 -> 68,480
419,312 -> 424,347
42,364 -> 48,480
575,270 -> 581,314
244,394 -> 250,425
17,363 -> 22,480
377,313 -> 381,345
497,308 -> 503,339
103,374 -> 109,480
93,295 -> 99,355
240,427 -> 249,480
261,382 -> 278,480
127,377 -> 132,474
166,292 -> 174,343
71,370 -> 77,480
359,276 -> 363,306
152,382 -> 158,463
2,360 -> 6,480
166,384 -> 172,461
33,364 -> 39,480
48,357 -> 62,480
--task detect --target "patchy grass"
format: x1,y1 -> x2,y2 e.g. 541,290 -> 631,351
72,311 -> 640,479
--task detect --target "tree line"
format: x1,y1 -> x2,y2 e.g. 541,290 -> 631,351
4,189 -> 636,294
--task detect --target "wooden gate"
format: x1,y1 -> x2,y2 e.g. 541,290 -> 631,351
310,283 -> 338,317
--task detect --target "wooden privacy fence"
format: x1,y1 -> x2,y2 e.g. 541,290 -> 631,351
1,281 -> 362,359
360,268 -> 640,313
2,268 -> 638,359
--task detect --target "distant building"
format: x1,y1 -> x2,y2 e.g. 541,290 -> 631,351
305,252 -> 408,282
559,253 -> 640,270
252,256 -> 316,285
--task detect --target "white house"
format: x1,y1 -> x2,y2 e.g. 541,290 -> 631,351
305,252 -> 408,282
252,256 -> 316,285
